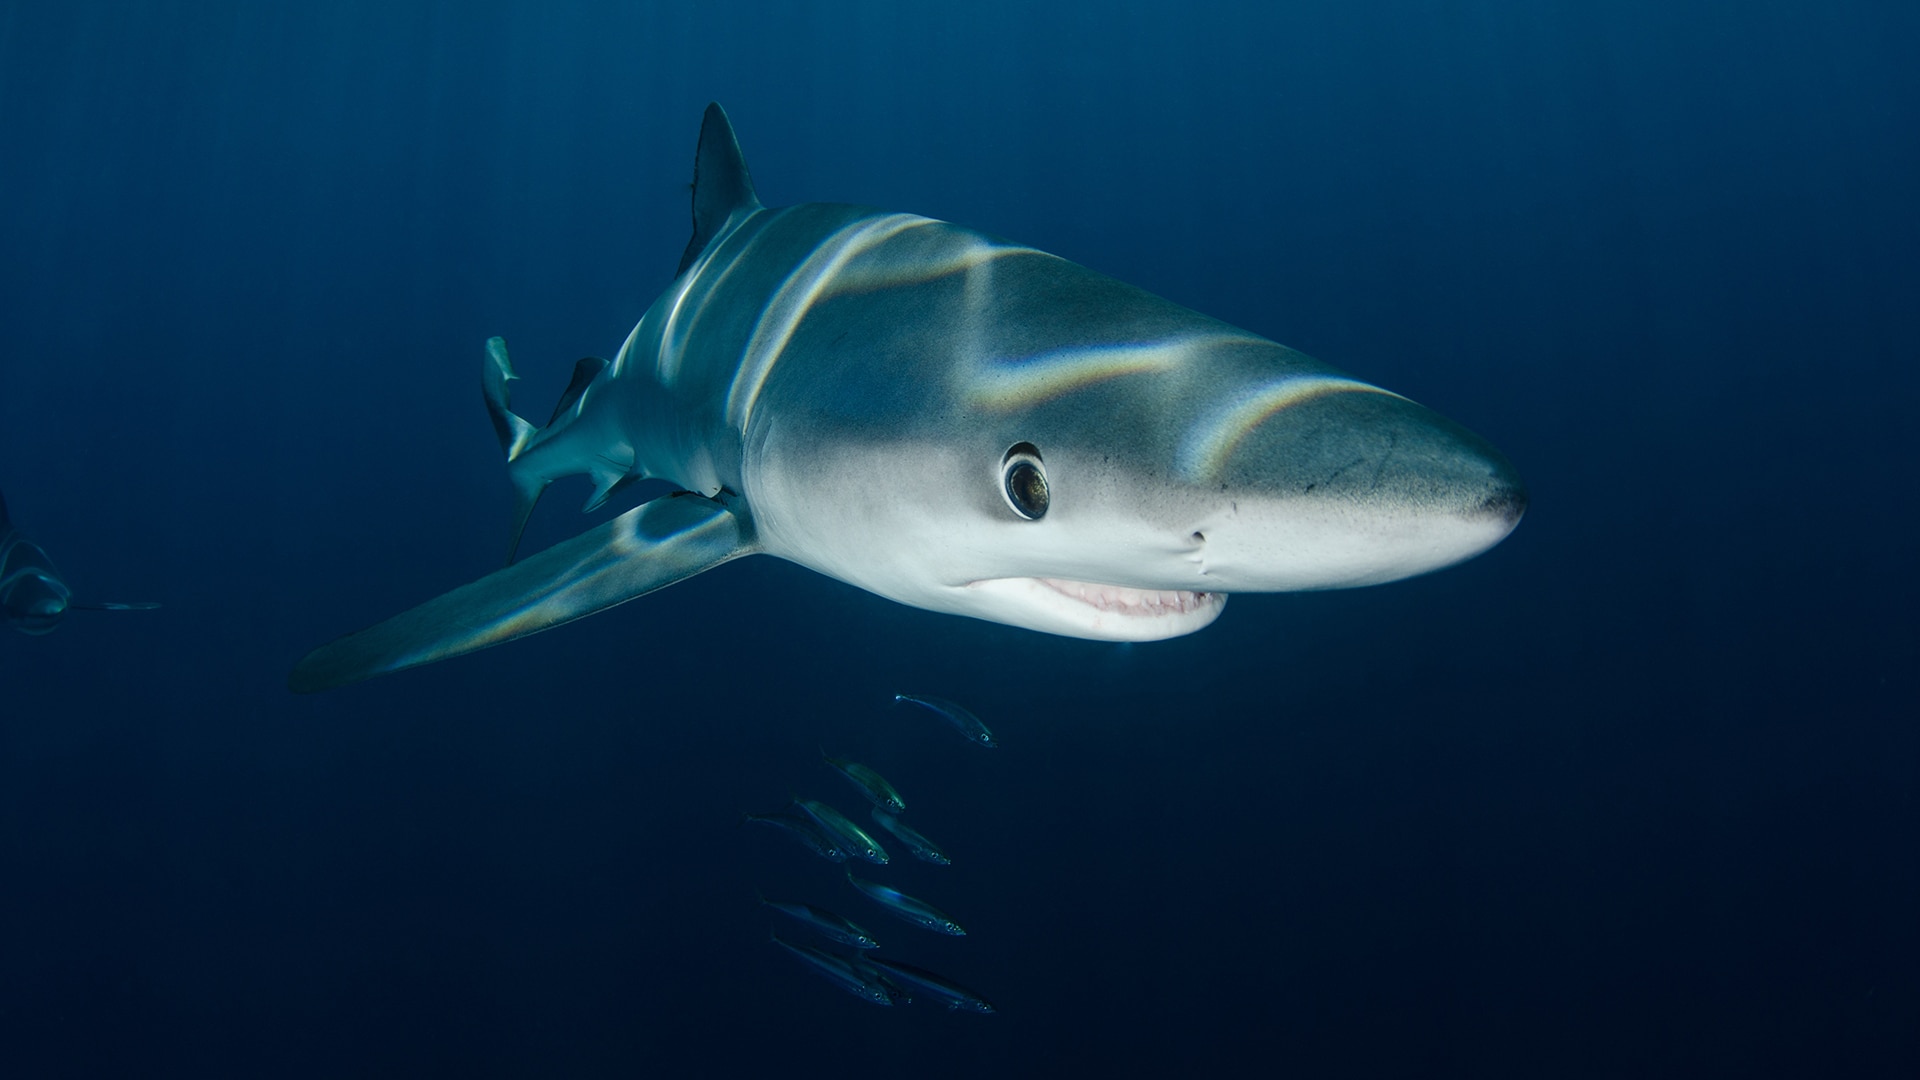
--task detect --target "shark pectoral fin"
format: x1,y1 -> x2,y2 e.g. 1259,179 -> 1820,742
289,493 -> 754,693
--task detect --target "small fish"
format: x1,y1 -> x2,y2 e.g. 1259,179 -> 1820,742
871,808 -> 951,866
742,810 -> 848,863
893,693 -> 997,748
770,933 -> 898,1006
821,751 -> 907,814
847,955 -> 912,1004
861,957 -> 996,1014
792,798 -> 890,865
846,871 -> 966,936
759,896 -> 881,950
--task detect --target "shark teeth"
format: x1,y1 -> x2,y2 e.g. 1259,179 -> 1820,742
1036,578 -> 1216,616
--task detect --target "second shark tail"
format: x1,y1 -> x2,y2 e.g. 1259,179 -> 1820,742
484,337 -> 629,564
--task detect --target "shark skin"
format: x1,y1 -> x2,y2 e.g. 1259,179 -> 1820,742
1,490 -> 159,635
289,103 -> 1525,692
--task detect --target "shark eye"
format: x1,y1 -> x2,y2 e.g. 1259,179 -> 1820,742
1001,443 -> 1049,520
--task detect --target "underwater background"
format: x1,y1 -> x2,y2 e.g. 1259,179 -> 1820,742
1,1 -> 1914,1075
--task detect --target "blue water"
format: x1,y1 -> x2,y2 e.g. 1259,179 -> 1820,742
2,2 -> 1914,1075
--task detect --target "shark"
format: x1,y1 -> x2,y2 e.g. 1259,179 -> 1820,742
289,103 -> 1525,693
1,489 -> 159,635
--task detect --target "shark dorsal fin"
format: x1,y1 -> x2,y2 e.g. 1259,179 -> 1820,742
677,102 -> 762,276
548,356 -> 609,426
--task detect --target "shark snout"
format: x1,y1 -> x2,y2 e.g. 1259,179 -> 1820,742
1471,472 -> 1529,530
1194,387 -> 1525,590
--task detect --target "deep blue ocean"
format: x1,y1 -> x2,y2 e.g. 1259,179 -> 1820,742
2,2 -> 1915,1076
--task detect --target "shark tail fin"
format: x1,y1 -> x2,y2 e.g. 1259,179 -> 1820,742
484,337 -> 547,564
677,103 -> 763,276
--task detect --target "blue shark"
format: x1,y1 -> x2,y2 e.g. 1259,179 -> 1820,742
290,104 -> 1524,692
1,490 -> 159,635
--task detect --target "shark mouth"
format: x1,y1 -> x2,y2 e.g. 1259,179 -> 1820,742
962,576 -> 1228,642
1037,578 -> 1218,616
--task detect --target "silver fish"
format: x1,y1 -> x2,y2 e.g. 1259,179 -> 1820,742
770,933 -> 897,1006
821,752 -> 907,814
871,809 -> 951,866
792,798 -> 889,865
759,896 -> 880,950
861,957 -> 995,1014
846,871 -> 966,936
893,693 -> 997,749
742,810 -> 848,863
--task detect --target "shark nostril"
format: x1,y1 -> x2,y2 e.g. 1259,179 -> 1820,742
1190,531 -> 1206,544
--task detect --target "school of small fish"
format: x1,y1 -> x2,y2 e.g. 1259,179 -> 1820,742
747,692 -> 998,1014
